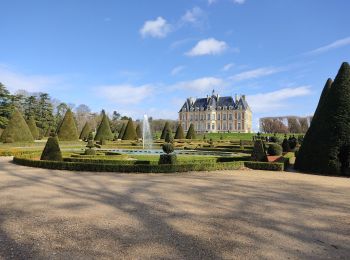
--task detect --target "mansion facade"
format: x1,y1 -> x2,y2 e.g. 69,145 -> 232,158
179,91 -> 252,133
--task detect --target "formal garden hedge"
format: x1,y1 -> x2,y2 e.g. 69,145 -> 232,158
13,154 -> 285,172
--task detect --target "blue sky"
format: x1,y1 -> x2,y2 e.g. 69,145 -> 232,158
1,0 -> 350,130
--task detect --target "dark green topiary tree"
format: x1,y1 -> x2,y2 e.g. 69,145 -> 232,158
0,108 -> 34,143
79,122 -> 92,141
40,133 -> 63,161
251,140 -> 267,162
56,109 -> 79,141
26,116 -> 39,140
267,143 -> 282,156
160,122 -> 172,139
136,124 -> 142,139
117,123 -> 126,139
174,124 -> 185,139
282,136 -> 290,152
94,110 -> 113,141
295,63 -> 350,175
165,130 -> 174,143
85,132 -> 96,155
186,123 -> 196,139
122,118 -> 138,140
159,143 -> 177,164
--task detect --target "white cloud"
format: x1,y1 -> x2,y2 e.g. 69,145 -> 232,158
222,63 -> 234,71
171,66 -> 185,76
139,17 -> 171,38
208,0 -> 217,4
248,86 -> 311,113
171,77 -> 225,92
98,84 -> 154,105
181,7 -> 206,27
0,65 -> 64,93
186,38 -> 228,56
233,0 -> 246,4
230,66 -> 284,81
306,36 -> 350,55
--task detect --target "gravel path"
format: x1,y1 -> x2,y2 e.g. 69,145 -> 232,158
0,157 -> 349,259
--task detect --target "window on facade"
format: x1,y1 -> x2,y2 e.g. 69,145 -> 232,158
190,115 -> 193,121
223,114 -> 226,120
238,113 -> 241,120
229,123 -> 232,130
229,114 -> 233,120
207,123 -> 210,130
207,114 -> 210,120
195,115 -> 198,121
218,125 -> 220,130
218,114 -> 220,120
212,123 -> 215,130
238,122 -> 241,130
212,114 -> 215,120
223,124 -> 227,130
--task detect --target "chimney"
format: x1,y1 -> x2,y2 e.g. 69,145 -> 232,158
242,95 -> 246,101
235,94 -> 238,102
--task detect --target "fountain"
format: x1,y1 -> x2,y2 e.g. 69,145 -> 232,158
142,114 -> 153,150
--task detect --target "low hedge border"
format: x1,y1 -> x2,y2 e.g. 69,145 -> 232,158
13,156 -> 284,173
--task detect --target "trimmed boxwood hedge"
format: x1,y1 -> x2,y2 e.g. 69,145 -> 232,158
13,155 -> 285,172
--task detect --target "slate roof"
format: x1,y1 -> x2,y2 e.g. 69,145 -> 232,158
179,92 -> 250,112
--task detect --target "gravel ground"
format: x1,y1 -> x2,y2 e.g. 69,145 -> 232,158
0,156 -> 349,259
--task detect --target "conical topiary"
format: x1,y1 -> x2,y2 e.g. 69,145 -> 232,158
174,124 -> 185,139
40,133 -> 63,161
160,122 -> 171,139
122,118 -> 137,140
0,108 -> 34,143
117,123 -> 126,139
251,140 -> 267,162
79,121 -> 92,141
186,123 -> 196,139
165,130 -> 174,143
136,124 -> 142,139
94,110 -> 113,141
26,116 -> 39,140
56,109 -> 79,141
295,62 -> 350,175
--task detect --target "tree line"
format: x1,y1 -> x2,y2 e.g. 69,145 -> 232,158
259,116 -> 312,134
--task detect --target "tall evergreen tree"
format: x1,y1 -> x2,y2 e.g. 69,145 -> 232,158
295,63 -> 350,175
117,123 -> 126,139
186,123 -> 196,139
79,121 -> 92,140
136,124 -> 142,139
0,83 -> 13,129
94,110 -> 113,141
26,116 -> 39,140
122,118 -> 138,140
0,108 -> 34,143
36,93 -> 55,135
174,124 -> 185,139
160,122 -> 171,139
56,109 -> 79,141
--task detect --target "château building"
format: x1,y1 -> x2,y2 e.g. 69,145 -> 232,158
179,91 -> 252,133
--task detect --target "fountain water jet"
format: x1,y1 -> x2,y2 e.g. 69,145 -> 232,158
142,114 -> 153,149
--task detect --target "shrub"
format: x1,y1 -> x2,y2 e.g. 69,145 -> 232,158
282,137 -> 290,152
269,134 -> 279,143
136,124 -> 142,139
251,140 -> 267,162
117,123 -> 126,139
57,109 -> 79,141
162,143 -> 174,154
26,116 -> 39,140
94,110 -> 113,141
40,133 -> 63,161
158,154 -> 177,165
165,131 -> 174,143
79,122 -> 91,141
0,108 -> 34,143
295,64 -> 350,175
174,124 -> 185,139
160,122 -> 172,139
186,123 -> 196,139
288,136 -> 298,150
122,118 -> 138,140
267,143 -> 282,156
84,148 -> 96,156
